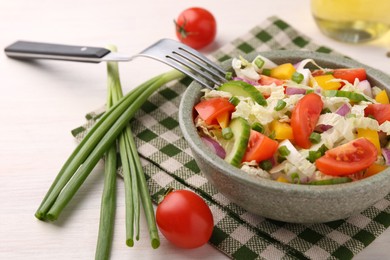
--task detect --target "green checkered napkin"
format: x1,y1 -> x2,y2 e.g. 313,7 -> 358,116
72,16 -> 390,260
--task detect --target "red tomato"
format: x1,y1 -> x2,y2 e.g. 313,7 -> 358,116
364,104 -> 390,124
311,68 -> 366,84
333,68 -> 366,84
175,7 -> 217,49
259,75 -> 284,86
156,189 -> 214,249
291,93 -> 323,149
194,97 -> 235,125
316,138 -> 378,176
242,130 -> 279,163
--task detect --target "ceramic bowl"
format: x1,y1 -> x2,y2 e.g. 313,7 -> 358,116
179,50 -> 390,223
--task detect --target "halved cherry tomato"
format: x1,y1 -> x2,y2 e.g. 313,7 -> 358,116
364,104 -> 390,124
333,68 -> 366,84
290,93 -> 323,149
156,189 -> 214,249
194,98 -> 235,125
316,138 -> 378,176
259,75 -> 284,86
311,68 -> 366,84
242,130 -> 279,163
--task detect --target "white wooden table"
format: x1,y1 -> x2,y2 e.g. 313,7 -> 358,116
1,1 -> 389,259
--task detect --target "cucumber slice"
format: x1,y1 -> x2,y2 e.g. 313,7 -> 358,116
218,80 -> 267,106
224,117 -> 250,167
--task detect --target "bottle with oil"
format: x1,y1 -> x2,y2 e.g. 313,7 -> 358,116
311,0 -> 390,43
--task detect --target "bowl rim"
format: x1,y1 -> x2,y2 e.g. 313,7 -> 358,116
179,50 -> 390,196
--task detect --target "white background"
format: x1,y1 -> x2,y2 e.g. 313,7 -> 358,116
1,0 -> 389,259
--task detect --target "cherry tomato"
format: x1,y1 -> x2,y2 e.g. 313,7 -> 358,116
333,68 -> 366,84
242,130 -> 279,163
311,68 -> 366,84
174,7 -> 217,49
316,138 -> 378,176
364,103 -> 390,124
290,93 -> 323,149
194,97 -> 235,125
258,75 -> 284,86
156,189 -> 214,249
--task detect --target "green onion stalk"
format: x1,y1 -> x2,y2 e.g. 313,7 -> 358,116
95,84 -> 117,259
34,47 -> 184,249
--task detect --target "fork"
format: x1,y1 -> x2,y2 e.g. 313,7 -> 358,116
4,38 -> 228,89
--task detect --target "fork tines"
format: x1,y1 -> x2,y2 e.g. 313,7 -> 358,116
166,45 -> 227,89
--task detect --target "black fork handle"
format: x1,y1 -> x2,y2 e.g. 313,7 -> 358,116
4,41 -> 110,63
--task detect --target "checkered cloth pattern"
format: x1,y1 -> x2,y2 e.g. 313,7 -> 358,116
72,16 -> 390,260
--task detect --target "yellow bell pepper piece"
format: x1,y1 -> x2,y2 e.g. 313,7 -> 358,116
364,163 -> 387,178
270,120 -> 294,140
276,176 -> 290,183
375,89 -> 389,104
216,111 -> 230,128
313,74 -> 341,90
357,128 -> 381,154
270,63 -> 296,80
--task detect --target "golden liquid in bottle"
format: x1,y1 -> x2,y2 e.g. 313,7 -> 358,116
311,0 -> 390,43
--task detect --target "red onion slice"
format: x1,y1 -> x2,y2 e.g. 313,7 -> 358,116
232,77 -> 259,86
285,87 -> 306,95
201,136 -> 226,159
356,80 -> 372,98
335,103 -> 350,116
382,148 -> 390,165
315,124 -> 333,133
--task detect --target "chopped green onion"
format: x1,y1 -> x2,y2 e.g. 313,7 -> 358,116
254,57 -> 265,69
307,150 -> 322,163
225,71 -> 233,80
229,96 -> 240,106
307,177 -> 352,185
277,155 -> 286,163
268,130 -> 276,140
251,122 -> 265,133
291,72 -> 304,83
274,100 -> 287,111
309,132 -> 321,144
305,89 -> 314,94
323,90 -> 368,102
290,172 -> 300,184
222,127 -> 234,140
259,160 -> 273,171
306,144 -> 328,163
262,68 -> 271,76
321,107 -> 331,114
278,145 -> 290,157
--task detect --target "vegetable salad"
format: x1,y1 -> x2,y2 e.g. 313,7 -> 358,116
194,55 -> 390,185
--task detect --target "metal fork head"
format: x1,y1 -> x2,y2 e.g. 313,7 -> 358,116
132,39 -> 228,89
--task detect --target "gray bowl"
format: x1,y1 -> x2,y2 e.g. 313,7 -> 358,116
179,50 -> 390,223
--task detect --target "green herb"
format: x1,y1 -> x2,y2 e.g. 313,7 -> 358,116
259,160 -> 273,171
290,172 -> 300,184
274,100 -> 287,111
278,145 -> 290,157
225,71 -> 233,80
222,127 -> 234,140
229,96 -> 240,106
306,177 -> 352,185
251,122 -> 265,133
262,68 -> 271,76
34,52 -> 184,250
309,132 -> 321,144
291,71 -> 304,83
323,90 -> 368,102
